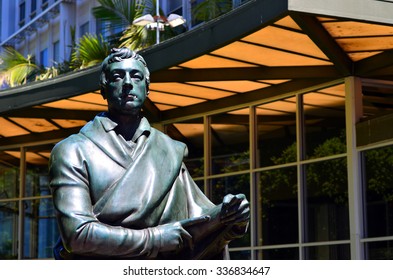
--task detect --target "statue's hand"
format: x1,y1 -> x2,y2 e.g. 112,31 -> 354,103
156,216 -> 210,253
220,193 -> 250,226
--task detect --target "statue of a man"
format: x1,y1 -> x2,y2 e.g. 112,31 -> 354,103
49,47 -> 249,260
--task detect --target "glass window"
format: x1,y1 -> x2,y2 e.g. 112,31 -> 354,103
19,2 -> 26,25
80,21 -> 89,37
169,0 -> 182,14
40,48 -> 48,68
193,179 -> 204,193
257,247 -> 299,260
0,162 -> 19,199
24,144 -> 57,259
96,19 -> 108,39
31,0 -> 37,14
305,158 -> 349,242
23,198 -> 58,259
229,250 -> 251,260
211,108 -> 249,175
211,174 -> 250,205
0,201 -> 18,259
257,97 -> 297,168
53,41 -> 60,63
303,85 -> 346,159
234,0 -> 252,7
166,118 -> 204,178
304,244 -> 350,260
258,166 -> 298,246
365,241 -> 393,260
210,173 -> 251,248
363,145 -> 393,238
362,80 -> 393,120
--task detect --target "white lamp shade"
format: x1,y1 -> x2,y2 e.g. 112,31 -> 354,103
167,14 -> 186,27
133,14 -> 155,26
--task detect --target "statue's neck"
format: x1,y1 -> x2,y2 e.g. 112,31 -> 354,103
108,112 -> 142,141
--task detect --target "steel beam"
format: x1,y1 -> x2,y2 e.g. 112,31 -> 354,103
152,66 -> 340,83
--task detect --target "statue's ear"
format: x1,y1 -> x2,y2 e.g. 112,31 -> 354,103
100,72 -> 107,99
145,82 -> 150,96
100,85 -> 107,99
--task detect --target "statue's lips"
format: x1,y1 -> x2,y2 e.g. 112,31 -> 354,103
122,94 -> 137,101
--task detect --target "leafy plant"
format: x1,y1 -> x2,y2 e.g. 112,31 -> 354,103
192,0 -> 232,23
93,0 -> 148,50
71,33 -> 110,69
0,46 -> 40,87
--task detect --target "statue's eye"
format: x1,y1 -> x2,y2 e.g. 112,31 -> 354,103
133,73 -> 143,81
110,71 -> 124,81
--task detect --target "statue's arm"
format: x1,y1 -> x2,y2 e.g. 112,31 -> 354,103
51,184 -> 163,258
49,141 -> 163,259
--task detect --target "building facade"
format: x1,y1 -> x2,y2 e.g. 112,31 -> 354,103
0,0 -> 393,260
0,0 -> 246,67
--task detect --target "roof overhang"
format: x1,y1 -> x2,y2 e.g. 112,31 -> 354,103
1,0 -> 393,165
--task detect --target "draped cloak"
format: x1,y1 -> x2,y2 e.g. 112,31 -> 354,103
49,114 -> 240,259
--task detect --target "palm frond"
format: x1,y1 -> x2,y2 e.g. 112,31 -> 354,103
0,46 -> 39,87
71,33 -> 110,69
93,0 -> 144,26
119,25 -> 152,51
7,63 -> 39,86
0,46 -> 32,71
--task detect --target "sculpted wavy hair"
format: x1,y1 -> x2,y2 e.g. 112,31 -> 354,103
100,48 -> 150,97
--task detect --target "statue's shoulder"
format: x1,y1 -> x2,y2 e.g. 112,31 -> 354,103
51,122 -> 94,157
51,133 -> 87,160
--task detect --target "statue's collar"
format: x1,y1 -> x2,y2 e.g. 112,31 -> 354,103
97,112 -> 151,142
79,113 -> 151,168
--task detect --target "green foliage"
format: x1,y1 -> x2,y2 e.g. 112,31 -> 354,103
118,0 -> 178,50
220,150 -> 250,173
119,25 -> 151,50
93,0 -> 150,50
365,146 -> 393,202
0,233 -> 15,259
271,142 -> 297,165
312,134 -> 347,158
93,0 -> 142,26
192,0 -> 232,23
0,46 -> 40,87
306,133 -> 348,204
35,66 -> 59,81
71,34 -> 110,69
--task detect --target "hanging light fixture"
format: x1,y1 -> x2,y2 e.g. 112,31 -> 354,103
133,14 -> 186,30
166,14 -> 187,27
132,14 -> 155,27
132,1 -> 186,44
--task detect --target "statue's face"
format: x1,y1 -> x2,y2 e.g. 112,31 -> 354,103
105,59 -> 147,116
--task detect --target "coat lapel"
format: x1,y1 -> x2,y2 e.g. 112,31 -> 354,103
80,115 -> 132,169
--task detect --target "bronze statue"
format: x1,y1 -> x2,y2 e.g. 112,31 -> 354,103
49,48 -> 249,259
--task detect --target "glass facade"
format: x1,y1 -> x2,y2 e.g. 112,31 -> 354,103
161,78 -> 392,260
362,145 -> 393,259
1,78 -> 393,259
0,145 -> 58,259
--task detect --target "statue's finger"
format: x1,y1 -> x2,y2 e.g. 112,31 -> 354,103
180,215 -> 210,228
221,208 -> 250,224
180,229 -> 194,250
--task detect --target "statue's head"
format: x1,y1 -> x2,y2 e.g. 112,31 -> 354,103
100,48 -> 150,98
